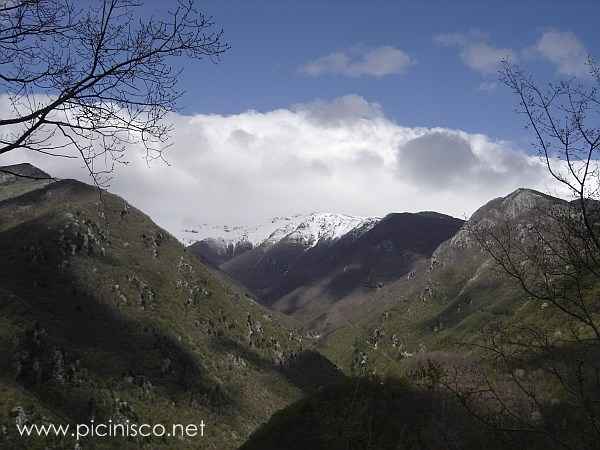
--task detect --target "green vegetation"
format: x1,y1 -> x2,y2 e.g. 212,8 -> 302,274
0,177 -> 341,449
3,173 -> 599,450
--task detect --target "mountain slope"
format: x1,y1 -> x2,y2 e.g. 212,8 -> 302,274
239,376 -> 529,450
267,212 -> 464,331
242,188 -> 595,450
0,166 -> 342,450
193,211 -> 463,334
320,188 -> 569,374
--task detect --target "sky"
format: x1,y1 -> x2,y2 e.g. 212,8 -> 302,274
2,0 -> 599,236
173,0 -> 599,140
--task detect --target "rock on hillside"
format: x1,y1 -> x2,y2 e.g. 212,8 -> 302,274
433,188 -> 568,264
470,187 -> 566,223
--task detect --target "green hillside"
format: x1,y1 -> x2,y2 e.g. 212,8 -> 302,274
320,189 -> 568,376
242,189 -> 600,450
0,169 -> 342,450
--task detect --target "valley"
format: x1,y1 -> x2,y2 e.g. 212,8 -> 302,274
187,211 -> 464,334
1,2 -> 599,449
1,163 -> 598,450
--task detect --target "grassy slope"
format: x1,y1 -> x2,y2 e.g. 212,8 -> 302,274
242,191 -> 597,450
0,178 -> 341,450
244,250 -> 594,450
320,192 -> 574,378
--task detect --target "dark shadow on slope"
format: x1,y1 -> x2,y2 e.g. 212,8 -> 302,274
0,214 -> 237,425
238,376 -> 551,450
255,212 -> 464,314
207,336 -> 345,395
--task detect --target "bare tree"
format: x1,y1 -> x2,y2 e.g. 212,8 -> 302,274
500,60 -> 600,242
436,60 -> 600,450
0,0 -> 228,185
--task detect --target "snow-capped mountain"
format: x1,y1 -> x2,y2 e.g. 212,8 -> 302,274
181,213 -> 380,250
188,210 -> 465,333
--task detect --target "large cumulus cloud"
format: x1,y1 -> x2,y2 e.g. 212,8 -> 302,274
0,94 -> 560,239
396,131 -> 544,191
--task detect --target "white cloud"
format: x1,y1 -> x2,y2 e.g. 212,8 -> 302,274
461,42 -> 515,74
438,30 -> 591,79
435,32 -> 516,74
0,95 -> 561,239
301,46 -> 413,77
534,30 -> 589,77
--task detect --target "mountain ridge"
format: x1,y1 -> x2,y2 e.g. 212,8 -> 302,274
189,209 -> 464,334
184,212 -> 380,260
320,186 -> 571,375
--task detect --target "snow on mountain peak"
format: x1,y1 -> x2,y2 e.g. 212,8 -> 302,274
279,213 -> 378,247
180,213 -> 379,249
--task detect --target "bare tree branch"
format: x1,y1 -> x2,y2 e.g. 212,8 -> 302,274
0,0 -> 229,187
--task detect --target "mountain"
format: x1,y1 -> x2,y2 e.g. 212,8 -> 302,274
239,187 -> 595,450
188,211 -> 464,334
185,213 -> 379,265
3,169 -> 591,450
240,188 -> 584,450
320,188 -> 569,374
0,164 -> 342,450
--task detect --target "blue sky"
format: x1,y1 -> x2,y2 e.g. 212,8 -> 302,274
149,0 -> 599,146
